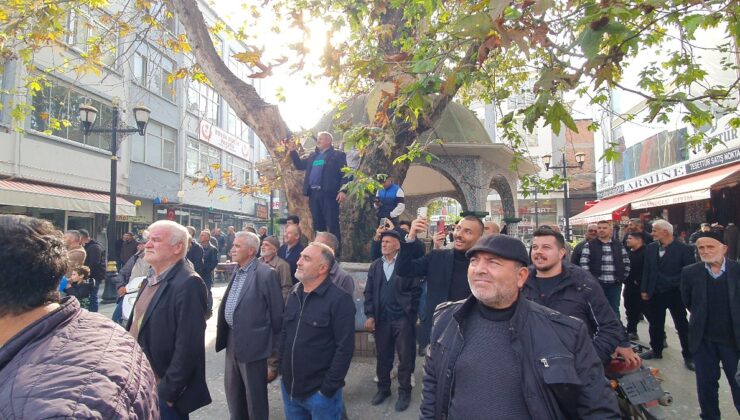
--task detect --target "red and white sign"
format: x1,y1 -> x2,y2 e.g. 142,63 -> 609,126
199,120 -> 252,160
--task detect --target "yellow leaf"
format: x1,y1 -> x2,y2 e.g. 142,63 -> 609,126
233,51 -> 261,65
210,163 -> 221,170
218,195 -> 229,202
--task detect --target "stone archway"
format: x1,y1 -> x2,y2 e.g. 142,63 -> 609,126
401,163 -> 470,220
490,174 -> 516,220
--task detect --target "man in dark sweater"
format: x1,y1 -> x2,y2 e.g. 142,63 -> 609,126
681,231 -> 740,419
79,229 -> 105,313
641,219 -> 695,369
396,215 -> 484,352
364,230 -> 419,412
278,224 -> 304,285
421,234 -> 620,419
624,231 -> 647,340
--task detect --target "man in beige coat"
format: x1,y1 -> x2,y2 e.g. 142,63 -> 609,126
259,236 -> 293,300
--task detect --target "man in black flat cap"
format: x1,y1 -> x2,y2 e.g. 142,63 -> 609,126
421,234 -> 620,420
681,231 -> 740,419
364,229 -> 420,412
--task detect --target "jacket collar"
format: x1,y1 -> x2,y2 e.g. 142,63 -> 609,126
295,275 -> 333,297
0,297 -> 80,369
525,262 -> 577,292
138,259 -> 185,332
452,294 -> 528,330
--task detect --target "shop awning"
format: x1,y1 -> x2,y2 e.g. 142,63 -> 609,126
0,179 -> 137,216
631,163 -> 740,209
570,186 -> 659,225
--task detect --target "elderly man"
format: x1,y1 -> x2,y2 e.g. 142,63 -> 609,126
64,230 -> 87,278
364,230 -> 419,412
259,235 -> 293,300
641,219 -> 695,369
279,243 -> 355,419
483,220 -> 500,235
285,132 -> 350,256
127,221 -> 211,419
216,232 -> 284,420
421,234 -> 620,419
314,231 -> 354,295
200,230 -> 219,317
681,231 -> 740,419
571,223 -> 598,265
278,223 -> 304,285
0,215 -> 159,419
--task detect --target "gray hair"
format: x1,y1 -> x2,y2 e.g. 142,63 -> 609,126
317,131 -> 334,142
307,242 -> 336,270
314,231 -> 339,253
65,230 -> 81,242
148,220 -> 189,258
199,230 -> 211,240
235,231 -> 261,251
652,219 -> 673,235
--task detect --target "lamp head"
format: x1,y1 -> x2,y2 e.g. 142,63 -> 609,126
132,104 -> 151,135
542,154 -> 552,170
79,104 -> 98,135
575,152 -> 586,168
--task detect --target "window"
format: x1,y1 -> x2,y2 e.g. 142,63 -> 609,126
225,106 -> 249,138
30,76 -> 113,150
224,153 -> 251,187
132,44 -> 176,101
149,2 -> 177,34
132,120 -> 176,170
66,9 -> 118,68
187,81 -> 220,125
186,138 -> 221,180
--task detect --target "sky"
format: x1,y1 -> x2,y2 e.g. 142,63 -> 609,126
210,0 -> 340,132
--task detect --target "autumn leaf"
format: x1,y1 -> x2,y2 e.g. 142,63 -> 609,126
233,51 -> 262,65
210,163 -> 221,170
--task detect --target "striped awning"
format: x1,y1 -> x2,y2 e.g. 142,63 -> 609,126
0,179 -> 136,216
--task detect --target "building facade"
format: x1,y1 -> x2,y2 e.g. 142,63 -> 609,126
0,1 -> 271,249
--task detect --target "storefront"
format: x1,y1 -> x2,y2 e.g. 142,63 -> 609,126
153,204 -> 266,232
571,148 -> 740,231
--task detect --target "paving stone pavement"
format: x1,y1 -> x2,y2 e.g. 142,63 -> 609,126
97,284 -> 739,419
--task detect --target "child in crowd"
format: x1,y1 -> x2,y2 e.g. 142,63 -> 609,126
64,265 -> 93,310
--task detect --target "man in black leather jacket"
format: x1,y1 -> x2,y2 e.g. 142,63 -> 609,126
421,235 -> 619,419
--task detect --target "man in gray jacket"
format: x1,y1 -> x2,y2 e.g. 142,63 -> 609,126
0,215 -> 158,419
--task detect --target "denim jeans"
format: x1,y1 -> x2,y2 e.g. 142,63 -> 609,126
599,282 -> 622,318
111,299 -> 123,324
281,382 -> 343,420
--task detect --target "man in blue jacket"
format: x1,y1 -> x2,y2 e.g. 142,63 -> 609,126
373,175 -> 406,225
285,132 -> 350,257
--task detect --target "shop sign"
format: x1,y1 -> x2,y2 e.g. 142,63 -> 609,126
686,146 -> 740,174
271,200 -> 281,210
199,120 -> 252,160
255,203 -> 269,219
115,215 -> 150,223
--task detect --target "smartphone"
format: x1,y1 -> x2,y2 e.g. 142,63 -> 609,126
379,217 -> 389,228
417,207 -> 428,239
437,219 -> 446,233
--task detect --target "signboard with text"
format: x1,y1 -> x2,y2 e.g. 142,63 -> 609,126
255,203 -> 268,219
199,120 -> 252,160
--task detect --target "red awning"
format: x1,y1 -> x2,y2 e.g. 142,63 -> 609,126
0,179 -> 137,216
570,186 -> 659,225
631,163 -> 740,209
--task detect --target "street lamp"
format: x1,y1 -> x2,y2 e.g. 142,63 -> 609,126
541,152 -> 586,242
80,102 -> 151,303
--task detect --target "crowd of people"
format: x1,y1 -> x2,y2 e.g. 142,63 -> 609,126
1,134 -> 738,420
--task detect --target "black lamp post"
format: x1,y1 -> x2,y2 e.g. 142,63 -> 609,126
542,152 -> 586,242
79,102 -> 151,303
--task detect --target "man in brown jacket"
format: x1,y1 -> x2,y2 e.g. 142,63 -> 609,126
259,236 -> 293,300
64,230 -> 86,278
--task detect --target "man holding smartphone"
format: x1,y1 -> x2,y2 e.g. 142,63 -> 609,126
396,214 -> 485,353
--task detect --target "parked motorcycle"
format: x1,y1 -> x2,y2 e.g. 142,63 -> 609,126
604,342 -> 673,419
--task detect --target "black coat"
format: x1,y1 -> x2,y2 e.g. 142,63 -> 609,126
216,261 -> 284,363
126,260 -> 211,414
278,242 -> 304,285
279,278 -> 355,399
396,241 -> 454,346
364,256 -> 420,320
522,263 -> 629,363
681,259 -> 740,353
200,242 -> 219,283
420,296 -> 620,420
186,240 -> 204,276
290,146 -> 350,196
83,239 -> 106,283
642,240 -> 695,296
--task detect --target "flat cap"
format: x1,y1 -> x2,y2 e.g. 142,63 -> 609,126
262,235 -> 281,250
380,229 -> 402,242
694,231 -> 725,244
466,234 -> 529,266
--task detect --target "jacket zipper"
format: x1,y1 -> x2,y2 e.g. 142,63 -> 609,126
290,291 -> 309,400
